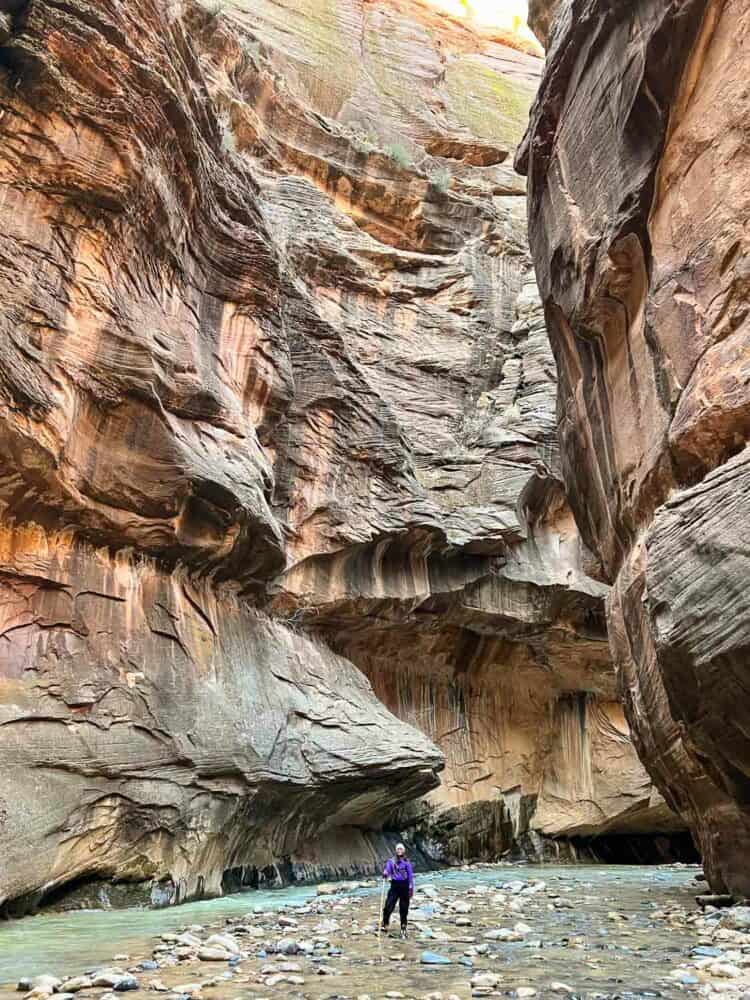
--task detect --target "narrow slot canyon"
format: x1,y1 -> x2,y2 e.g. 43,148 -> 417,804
0,0 -> 748,996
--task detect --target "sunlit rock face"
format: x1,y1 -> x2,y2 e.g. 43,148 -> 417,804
0,0 -> 678,910
518,0 -> 750,893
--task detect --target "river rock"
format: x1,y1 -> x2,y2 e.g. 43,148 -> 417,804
92,972 -> 127,989
112,976 -> 139,992
720,908 -> 750,931
471,974 -> 499,988
197,948 -> 231,962
420,952 -> 451,965
276,938 -> 300,956
204,934 -> 239,954
175,933 -> 202,948
59,979 -> 92,994
18,980 -> 51,998
710,963 -> 741,979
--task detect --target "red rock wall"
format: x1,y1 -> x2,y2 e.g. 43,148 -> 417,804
519,0 -> 750,893
0,0 -> 679,909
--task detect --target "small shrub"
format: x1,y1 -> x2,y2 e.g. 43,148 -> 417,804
428,167 -> 451,194
349,124 -> 379,156
499,402 -> 522,426
385,142 -> 413,169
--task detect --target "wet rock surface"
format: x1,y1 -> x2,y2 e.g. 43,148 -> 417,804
517,0 -> 750,893
2,864 -> 742,1000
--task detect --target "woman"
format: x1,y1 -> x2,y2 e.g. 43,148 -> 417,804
381,842 -> 414,939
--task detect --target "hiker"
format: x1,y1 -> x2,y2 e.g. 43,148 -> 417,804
381,842 -> 414,939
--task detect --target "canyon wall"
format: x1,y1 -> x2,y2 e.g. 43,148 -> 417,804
518,0 -> 750,893
0,0 -> 679,911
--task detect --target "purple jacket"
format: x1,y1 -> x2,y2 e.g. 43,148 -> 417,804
383,856 -> 414,888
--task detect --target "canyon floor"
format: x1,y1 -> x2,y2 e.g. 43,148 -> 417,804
4,864 -> 750,1000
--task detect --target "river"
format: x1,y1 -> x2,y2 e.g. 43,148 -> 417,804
0,864 -> 704,996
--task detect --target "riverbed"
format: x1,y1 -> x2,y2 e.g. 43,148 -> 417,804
1,863 -> 738,999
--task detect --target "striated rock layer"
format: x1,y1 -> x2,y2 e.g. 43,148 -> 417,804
0,0 -> 679,910
518,0 -> 750,893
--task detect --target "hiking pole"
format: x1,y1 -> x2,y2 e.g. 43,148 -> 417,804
377,875 -> 386,963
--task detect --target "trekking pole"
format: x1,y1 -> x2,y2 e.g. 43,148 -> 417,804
377,875 -> 386,963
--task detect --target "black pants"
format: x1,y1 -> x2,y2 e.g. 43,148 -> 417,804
383,879 -> 410,928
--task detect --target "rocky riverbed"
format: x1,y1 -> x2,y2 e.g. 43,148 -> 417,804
4,865 -> 750,1000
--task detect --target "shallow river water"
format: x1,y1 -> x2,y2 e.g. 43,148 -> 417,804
0,864 -> 708,998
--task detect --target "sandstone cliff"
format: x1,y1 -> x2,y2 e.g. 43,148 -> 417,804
0,0 -> 678,912
518,0 -> 750,894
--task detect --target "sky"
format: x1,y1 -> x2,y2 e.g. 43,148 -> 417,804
426,0 -> 535,40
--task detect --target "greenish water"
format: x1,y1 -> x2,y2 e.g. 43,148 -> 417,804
0,865 -> 698,989
0,883 -> 318,986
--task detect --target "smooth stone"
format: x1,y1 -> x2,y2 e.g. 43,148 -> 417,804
720,907 -> 750,930
420,952 -> 451,965
711,963 -> 741,978
471,974 -> 499,988
175,933 -> 202,948
92,972 -> 127,988
277,938 -> 299,955
113,977 -> 139,992
197,948 -> 231,962
204,933 -> 239,954
30,978 -> 62,994
60,979 -> 92,993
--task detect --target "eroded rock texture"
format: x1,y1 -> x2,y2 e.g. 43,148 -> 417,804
0,0 -> 677,910
519,0 -> 750,892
